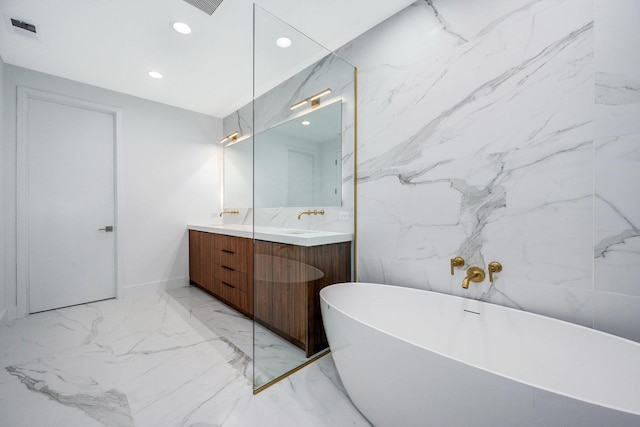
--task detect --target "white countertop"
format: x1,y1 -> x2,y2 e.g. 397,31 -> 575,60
188,224 -> 353,247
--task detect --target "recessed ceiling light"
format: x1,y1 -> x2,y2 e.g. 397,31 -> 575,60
301,120 -> 311,126
148,71 -> 164,79
173,22 -> 192,35
276,37 -> 292,48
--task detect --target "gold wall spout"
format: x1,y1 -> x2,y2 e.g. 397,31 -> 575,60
219,210 -> 239,217
297,209 -> 325,220
462,266 -> 485,289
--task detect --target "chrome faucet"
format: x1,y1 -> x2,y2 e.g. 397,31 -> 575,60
219,210 -> 239,217
462,267 -> 485,289
297,209 -> 325,220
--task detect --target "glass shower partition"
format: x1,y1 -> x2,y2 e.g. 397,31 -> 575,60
252,5 -> 356,392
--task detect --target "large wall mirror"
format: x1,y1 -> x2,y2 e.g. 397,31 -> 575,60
223,101 -> 343,209
254,101 -> 342,208
251,5 -> 356,392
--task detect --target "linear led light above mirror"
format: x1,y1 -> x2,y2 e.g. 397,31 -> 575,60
219,131 -> 239,144
225,134 -> 251,147
220,132 -> 251,147
289,88 -> 332,110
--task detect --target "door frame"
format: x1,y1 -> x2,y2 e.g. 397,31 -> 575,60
16,86 -> 123,317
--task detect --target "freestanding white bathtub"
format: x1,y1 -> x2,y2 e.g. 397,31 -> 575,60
320,283 -> 640,427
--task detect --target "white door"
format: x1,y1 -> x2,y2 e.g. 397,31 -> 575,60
26,95 -> 116,313
287,150 -> 314,206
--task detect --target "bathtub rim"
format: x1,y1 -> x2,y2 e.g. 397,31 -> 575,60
320,281 -> 640,417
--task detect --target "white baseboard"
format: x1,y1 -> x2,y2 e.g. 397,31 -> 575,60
123,276 -> 189,298
0,305 -> 17,322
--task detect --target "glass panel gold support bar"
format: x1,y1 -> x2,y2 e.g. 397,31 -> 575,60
252,349 -> 331,395
353,67 -> 359,281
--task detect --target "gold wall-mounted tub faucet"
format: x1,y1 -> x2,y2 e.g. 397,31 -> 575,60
297,209 -> 325,220
462,267 -> 485,289
488,261 -> 503,282
219,210 -> 239,217
450,257 -> 465,275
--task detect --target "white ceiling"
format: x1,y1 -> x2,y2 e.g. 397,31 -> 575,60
0,0 -> 414,118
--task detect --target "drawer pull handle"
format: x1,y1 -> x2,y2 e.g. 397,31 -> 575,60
222,265 -> 235,272
222,281 -> 235,289
222,249 -> 235,254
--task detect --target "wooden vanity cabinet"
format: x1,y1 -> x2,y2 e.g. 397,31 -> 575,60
253,240 -> 351,357
189,229 -> 352,357
189,230 -> 253,317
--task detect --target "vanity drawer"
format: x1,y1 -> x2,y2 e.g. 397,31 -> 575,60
217,249 -> 250,273
213,264 -> 249,292
189,230 -> 254,317
214,233 -> 252,252
213,279 -> 248,310
214,235 -> 251,273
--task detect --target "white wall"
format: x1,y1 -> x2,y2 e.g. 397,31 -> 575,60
0,54 -> 6,321
3,65 -> 222,314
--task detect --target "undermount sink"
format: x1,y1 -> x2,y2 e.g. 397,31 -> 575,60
280,230 -> 319,235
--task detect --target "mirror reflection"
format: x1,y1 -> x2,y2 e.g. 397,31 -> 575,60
223,101 -> 343,210
254,101 -> 342,208
222,137 -> 252,209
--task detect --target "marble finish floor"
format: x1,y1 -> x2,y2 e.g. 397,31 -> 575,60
167,287 -> 315,388
0,287 -> 370,426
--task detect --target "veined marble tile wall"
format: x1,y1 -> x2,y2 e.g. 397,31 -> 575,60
593,0 -> 640,341
344,0 -> 596,327
223,0 -> 640,341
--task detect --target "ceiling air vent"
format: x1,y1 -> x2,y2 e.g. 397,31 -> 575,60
182,0 -> 223,16
11,18 -> 36,33
5,15 -> 39,40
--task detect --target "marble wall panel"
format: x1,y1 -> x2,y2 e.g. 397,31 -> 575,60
594,292 -> 640,342
343,0 -> 596,326
593,0 -> 640,339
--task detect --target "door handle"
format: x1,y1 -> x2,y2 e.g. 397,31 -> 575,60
98,226 -> 114,232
